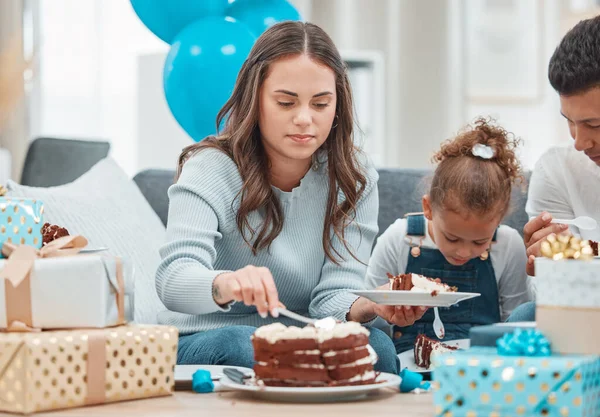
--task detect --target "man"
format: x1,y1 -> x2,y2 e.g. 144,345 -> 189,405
509,15 -> 600,322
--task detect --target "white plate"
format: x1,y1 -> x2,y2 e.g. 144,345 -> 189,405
351,290 -> 481,307
398,338 -> 470,373
219,372 -> 401,402
494,321 -> 536,327
174,365 -> 253,390
79,247 -> 109,254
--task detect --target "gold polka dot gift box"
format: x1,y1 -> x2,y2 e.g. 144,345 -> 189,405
0,236 -> 132,331
432,346 -> 600,417
0,325 -> 178,414
535,234 -> 600,355
0,197 -> 44,258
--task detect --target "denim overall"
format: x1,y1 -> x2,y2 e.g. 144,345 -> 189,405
393,214 -> 501,353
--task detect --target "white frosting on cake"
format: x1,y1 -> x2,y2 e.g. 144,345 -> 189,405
410,273 -> 452,293
430,343 -> 456,356
296,364 -> 326,369
346,370 -> 376,382
254,322 -> 369,345
329,355 -> 374,369
317,321 -> 370,342
322,346 -> 366,357
254,323 -> 319,343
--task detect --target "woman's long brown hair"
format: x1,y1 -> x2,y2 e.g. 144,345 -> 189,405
176,21 -> 367,264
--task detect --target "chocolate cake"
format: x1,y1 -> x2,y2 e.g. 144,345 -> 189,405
251,322 -> 377,387
414,334 -> 458,369
590,240 -> 598,256
387,272 -> 457,294
387,272 -> 413,290
41,223 -> 70,246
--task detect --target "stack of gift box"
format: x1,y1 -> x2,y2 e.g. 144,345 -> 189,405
0,194 -> 178,414
432,235 -> 600,417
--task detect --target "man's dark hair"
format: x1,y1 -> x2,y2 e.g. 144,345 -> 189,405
549,15 -> 600,95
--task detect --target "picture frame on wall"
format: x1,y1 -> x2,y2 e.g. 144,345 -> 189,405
463,0 -> 544,103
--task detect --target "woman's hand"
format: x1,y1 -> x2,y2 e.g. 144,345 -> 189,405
212,265 -> 280,317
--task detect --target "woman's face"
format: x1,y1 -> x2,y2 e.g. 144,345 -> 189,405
258,53 -> 337,168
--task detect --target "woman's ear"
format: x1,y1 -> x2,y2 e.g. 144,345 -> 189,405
422,195 -> 433,221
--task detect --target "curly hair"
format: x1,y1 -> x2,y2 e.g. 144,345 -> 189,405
429,117 -> 523,217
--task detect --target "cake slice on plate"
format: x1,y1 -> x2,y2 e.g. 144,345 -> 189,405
387,272 -> 457,295
413,334 -> 459,369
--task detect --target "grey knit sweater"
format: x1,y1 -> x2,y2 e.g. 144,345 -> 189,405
155,149 -> 379,334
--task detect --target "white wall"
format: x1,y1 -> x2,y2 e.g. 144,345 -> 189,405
0,0 -> 28,180
303,0 -> 574,170
136,53 -> 191,172
0,148 -> 11,185
462,0 -> 570,169
32,0 -> 167,176
30,0 -> 593,176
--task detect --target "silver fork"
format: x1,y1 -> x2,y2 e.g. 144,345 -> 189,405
273,307 -> 337,330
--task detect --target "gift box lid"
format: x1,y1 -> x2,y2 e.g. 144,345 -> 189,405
432,347 -> 600,417
470,323 -> 537,347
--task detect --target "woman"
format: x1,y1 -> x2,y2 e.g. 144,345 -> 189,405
156,21 -> 423,374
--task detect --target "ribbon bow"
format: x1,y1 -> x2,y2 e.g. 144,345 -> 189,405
0,235 -> 125,332
496,328 -> 551,357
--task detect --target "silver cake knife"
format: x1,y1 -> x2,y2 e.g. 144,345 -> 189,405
274,307 -> 337,330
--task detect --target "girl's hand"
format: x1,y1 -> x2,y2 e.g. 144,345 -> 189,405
348,283 -> 429,325
373,304 -> 428,327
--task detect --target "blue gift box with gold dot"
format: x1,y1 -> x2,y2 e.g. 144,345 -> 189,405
0,197 -> 44,257
432,347 -> 600,417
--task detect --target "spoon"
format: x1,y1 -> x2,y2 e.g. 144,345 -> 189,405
433,307 -> 445,339
551,215 -> 597,231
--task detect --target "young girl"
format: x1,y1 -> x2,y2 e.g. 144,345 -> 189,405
156,21 -> 400,373
366,118 -> 532,353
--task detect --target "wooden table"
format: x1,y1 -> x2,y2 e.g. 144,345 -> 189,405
34,390 -> 436,417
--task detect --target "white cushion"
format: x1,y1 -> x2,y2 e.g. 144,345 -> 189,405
6,158 -> 167,324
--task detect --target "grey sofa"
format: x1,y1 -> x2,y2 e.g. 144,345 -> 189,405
132,168 -> 531,239
20,137 -> 531,239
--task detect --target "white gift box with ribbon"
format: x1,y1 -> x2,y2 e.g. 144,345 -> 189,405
0,236 -> 133,330
535,257 -> 600,354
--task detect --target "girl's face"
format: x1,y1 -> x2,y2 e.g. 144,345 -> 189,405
258,53 -> 337,168
422,195 -> 502,266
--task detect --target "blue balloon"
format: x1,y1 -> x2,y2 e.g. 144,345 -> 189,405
227,0 -> 302,37
130,0 -> 229,44
164,17 -> 256,142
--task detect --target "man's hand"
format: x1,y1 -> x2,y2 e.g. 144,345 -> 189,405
523,212 -> 568,275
